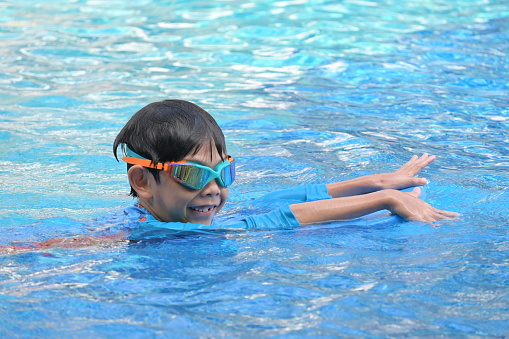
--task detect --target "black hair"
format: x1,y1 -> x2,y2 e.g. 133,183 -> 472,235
113,99 -> 227,197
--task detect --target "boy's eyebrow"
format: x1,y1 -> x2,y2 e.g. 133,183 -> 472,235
178,150 -> 228,168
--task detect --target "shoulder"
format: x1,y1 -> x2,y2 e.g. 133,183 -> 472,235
124,203 -> 149,222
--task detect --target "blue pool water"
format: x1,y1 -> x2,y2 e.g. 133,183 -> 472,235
1,0 -> 508,337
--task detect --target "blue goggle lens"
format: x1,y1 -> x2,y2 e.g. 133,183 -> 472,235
169,159 -> 235,190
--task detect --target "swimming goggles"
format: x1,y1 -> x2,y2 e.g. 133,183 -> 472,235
121,146 -> 235,190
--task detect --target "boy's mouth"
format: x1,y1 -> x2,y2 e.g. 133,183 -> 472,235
189,205 -> 217,213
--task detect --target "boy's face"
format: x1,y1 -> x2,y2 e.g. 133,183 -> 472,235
140,145 -> 230,226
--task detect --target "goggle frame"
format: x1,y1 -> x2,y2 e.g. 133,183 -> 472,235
121,147 -> 235,190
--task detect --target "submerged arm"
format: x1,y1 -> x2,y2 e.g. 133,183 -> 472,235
0,232 -> 127,255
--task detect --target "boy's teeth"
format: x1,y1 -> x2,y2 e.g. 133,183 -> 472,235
192,207 -> 212,212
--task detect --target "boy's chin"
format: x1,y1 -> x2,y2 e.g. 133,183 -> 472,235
188,207 -> 218,225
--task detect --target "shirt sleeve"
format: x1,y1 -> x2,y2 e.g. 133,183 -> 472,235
238,204 -> 300,229
227,184 -> 332,229
255,184 -> 332,204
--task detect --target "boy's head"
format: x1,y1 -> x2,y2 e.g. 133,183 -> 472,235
114,99 -> 227,196
113,100 -> 232,225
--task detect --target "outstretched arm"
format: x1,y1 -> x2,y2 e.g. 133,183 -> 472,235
326,154 -> 435,198
290,187 -> 459,225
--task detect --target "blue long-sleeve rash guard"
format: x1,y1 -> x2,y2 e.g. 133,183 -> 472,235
113,184 -> 332,238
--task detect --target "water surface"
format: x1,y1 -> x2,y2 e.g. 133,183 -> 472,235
0,0 -> 508,337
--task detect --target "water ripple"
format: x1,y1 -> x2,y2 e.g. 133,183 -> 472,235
1,0 -> 509,337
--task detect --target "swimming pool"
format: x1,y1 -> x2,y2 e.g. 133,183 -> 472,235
1,0 -> 508,336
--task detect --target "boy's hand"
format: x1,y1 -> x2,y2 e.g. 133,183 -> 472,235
378,154 -> 436,190
385,187 -> 460,223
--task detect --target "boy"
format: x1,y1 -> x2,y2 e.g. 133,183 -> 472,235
113,99 -> 458,231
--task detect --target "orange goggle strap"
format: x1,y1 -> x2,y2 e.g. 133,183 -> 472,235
121,146 -> 169,170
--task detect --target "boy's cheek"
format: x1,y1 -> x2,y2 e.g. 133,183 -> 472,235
218,190 -> 229,210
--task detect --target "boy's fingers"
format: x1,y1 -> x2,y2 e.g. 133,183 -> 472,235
410,187 -> 421,197
420,154 -> 435,166
432,209 -> 460,221
442,210 -> 460,218
413,177 -> 428,186
400,154 -> 435,175
413,154 -> 435,170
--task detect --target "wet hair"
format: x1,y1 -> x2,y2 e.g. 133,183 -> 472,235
113,99 -> 227,197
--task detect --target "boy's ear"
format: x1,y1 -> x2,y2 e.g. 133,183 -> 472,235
128,165 -> 154,199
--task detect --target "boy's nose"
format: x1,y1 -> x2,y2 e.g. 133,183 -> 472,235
200,179 -> 221,196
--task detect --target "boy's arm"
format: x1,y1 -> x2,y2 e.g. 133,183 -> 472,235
326,154 -> 434,198
290,187 -> 459,225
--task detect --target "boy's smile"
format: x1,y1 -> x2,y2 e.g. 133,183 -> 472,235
131,145 -> 229,226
